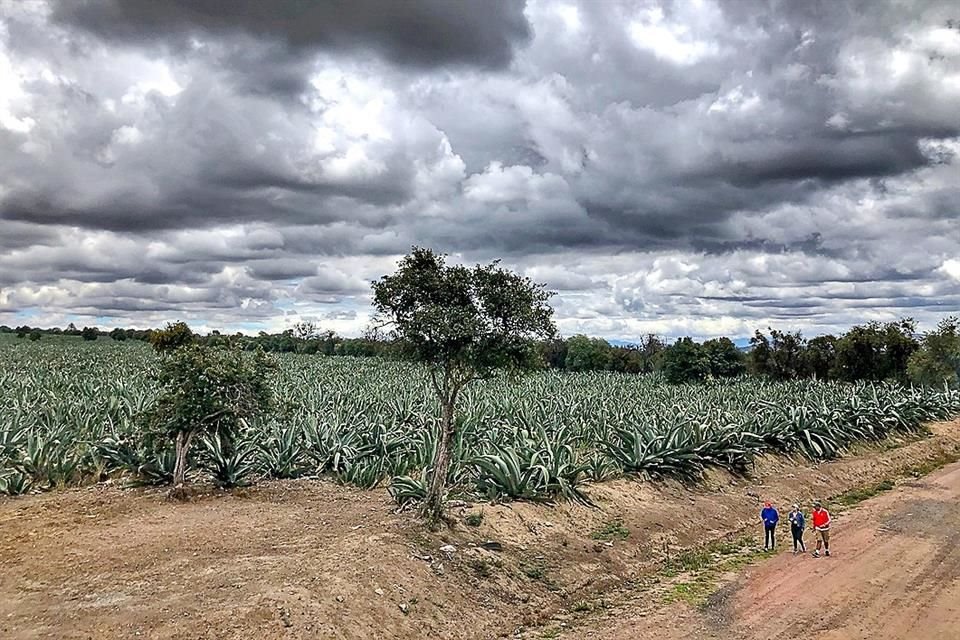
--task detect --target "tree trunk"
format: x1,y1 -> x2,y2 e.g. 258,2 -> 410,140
421,400 -> 455,524
171,430 -> 193,496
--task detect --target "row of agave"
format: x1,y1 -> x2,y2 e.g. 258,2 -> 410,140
2,339 -> 959,504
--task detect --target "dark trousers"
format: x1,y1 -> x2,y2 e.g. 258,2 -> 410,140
764,524 -> 776,549
792,526 -> 805,551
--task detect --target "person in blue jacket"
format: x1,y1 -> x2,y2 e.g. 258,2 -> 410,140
788,504 -> 806,554
761,502 -> 779,550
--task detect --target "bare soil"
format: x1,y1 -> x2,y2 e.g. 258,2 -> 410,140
2,420 -> 959,640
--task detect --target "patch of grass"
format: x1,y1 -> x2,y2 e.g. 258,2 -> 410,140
464,511 -> 484,527
570,600 -> 593,613
664,579 -> 713,605
833,448 -> 960,511
520,558 -> 561,592
836,478 -> 896,506
541,627 -> 562,639
590,518 -> 630,541
660,542 -> 775,607
521,560 -> 547,581
906,449 -> 960,478
667,548 -> 712,573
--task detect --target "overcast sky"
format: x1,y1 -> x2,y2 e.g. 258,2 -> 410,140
1,0 -> 958,340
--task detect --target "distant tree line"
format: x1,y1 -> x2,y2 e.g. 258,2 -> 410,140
534,317 -> 959,388
4,315 -> 958,388
656,317 -> 960,388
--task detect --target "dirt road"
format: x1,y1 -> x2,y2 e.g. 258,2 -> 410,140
557,459 -> 960,640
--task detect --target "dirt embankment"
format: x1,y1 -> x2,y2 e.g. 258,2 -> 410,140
536,439 -> 960,640
1,420 -> 958,640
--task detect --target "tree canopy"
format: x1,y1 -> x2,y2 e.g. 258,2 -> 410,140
372,247 -> 556,522
145,342 -> 274,495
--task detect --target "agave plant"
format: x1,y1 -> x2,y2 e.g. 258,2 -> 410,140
388,473 -> 428,509
0,470 -> 32,496
135,448 -> 176,486
200,432 -> 259,489
258,422 -> 306,479
338,457 -> 385,489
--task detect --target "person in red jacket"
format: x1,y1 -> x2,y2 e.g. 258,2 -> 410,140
811,501 -> 831,557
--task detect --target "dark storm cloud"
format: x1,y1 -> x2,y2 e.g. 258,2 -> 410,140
51,0 -> 531,70
2,0 -> 960,337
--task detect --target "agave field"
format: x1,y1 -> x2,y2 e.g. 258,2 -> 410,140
2,337 -> 959,504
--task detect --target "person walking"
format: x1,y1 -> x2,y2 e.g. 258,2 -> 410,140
788,504 -> 806,554
761,501 -> 779,551
811,501 -> 831,557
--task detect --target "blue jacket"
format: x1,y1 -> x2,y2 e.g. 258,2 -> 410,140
761,506 -> 779,526
790,511 -> 805,530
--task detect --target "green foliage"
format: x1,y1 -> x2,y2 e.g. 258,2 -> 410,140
537,339 -> 568,369
749,329 -> 806,380
908,317 -> 960,387
661,337 -> 710,384
372,247 -> 557,521
148,345 -> 274,440
0,470 -> 32,495
702,337 -> 745,378
258,422 -> 306,479
109,327 -> 128,342
833,319 -> 918,382
565,335 -> 612,372
145,343 -> 274,488
81,327 -> 99,341
388,473 -> 428,509
591,519 -> 630,540
372,247 -> 557,376
471,425 -> 590,504
149,321 -> 195,353
28,330 -> 41,342
2,337 -> 960,505
465,511 -> 484,527
200,432 -> 259,488
803,335 -> 838,380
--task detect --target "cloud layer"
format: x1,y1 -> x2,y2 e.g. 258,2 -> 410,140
1,0 -> 959,338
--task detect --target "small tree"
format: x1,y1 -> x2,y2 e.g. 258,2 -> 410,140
81,326 -> 99,341
702,337 -> 745,377
28,330 -> 41,342
372,247 -> 556,522
109,327 -> 128,341
802,335 -> 838,380
149,321 -> 195,353
750,329 -> 806,380
639,334 -> 667,373
833,319 -> 918,382
565,335 -> 612,371
146,344 -> 273,495
908,317 -> 960,387
661,337 -> 710,383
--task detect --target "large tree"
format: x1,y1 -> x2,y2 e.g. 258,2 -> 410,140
372,247 -> 556,522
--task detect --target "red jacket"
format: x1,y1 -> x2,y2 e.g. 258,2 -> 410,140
812,508 -> 831,529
